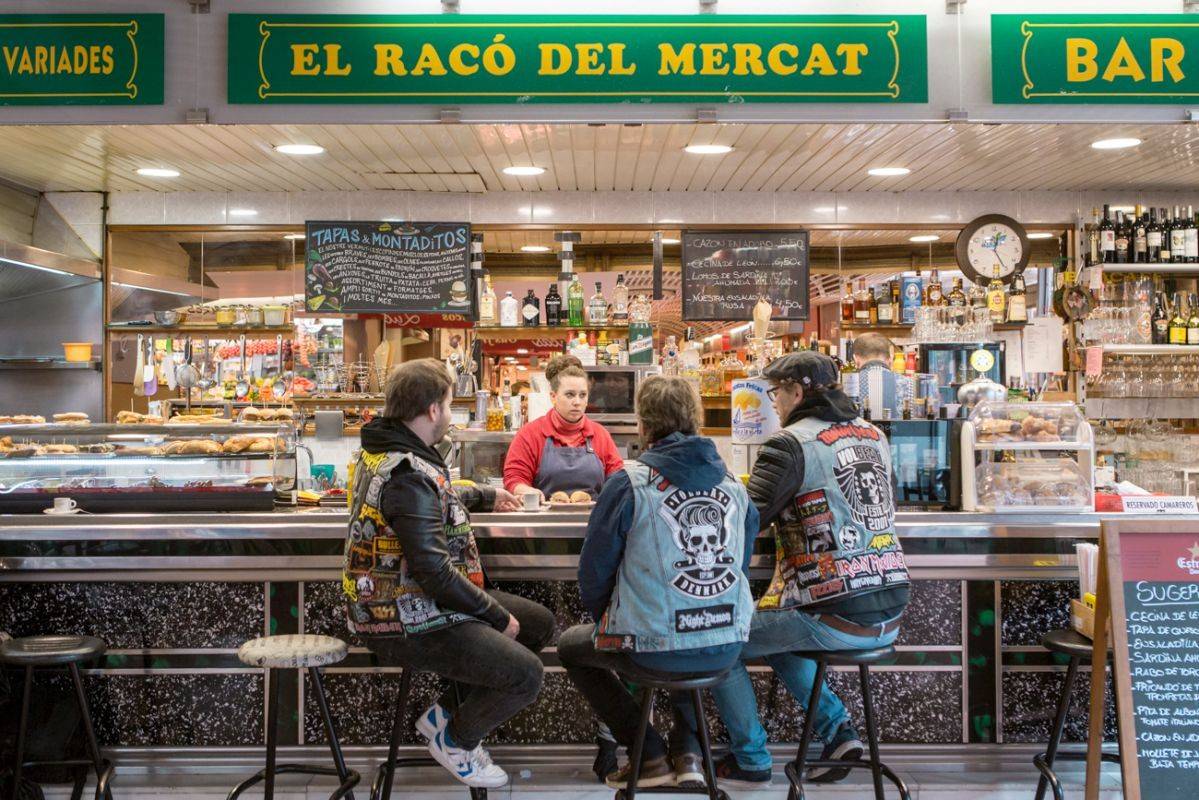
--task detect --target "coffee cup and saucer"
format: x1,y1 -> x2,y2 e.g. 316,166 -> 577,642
43,497 -> 82,515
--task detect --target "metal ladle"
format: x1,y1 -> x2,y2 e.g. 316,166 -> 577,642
176,338 -> 200,413
196,338 -> 215,393
271,334 -> 286,399
235,334 -> 249,399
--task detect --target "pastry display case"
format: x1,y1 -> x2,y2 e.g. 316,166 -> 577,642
0,423 -> 295,513
960,401 -> 1094,513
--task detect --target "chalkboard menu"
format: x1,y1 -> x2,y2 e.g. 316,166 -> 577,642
681,230 -> 809,321
305,221 -> 472,315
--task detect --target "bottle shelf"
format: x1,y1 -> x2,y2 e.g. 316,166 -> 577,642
474,325 -> 629,338
841,322 -> 1029,334
1098,262 -> 1199,275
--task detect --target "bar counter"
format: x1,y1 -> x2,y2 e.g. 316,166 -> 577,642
0,508 -> 1123,770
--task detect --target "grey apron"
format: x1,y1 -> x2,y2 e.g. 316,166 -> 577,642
533,435 -> 606,498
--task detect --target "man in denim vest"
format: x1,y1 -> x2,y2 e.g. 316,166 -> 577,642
559,376 -> 760,790
710,351 -> 911,787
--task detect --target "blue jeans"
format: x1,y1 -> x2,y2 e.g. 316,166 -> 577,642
710,608 -> 899,772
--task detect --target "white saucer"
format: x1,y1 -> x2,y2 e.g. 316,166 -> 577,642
43,507 -> 81,515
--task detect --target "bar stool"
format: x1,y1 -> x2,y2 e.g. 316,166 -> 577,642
0,635 -> 113,800
1033,628 -> 1121,800
229,634 -> 360,800
784,646 -> 911,800
611,664 -> 731,800
371,669 -> 486,800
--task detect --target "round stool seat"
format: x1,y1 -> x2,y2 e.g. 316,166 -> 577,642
793,645 -> 896,666
237,634 -> 347,669
0,635 -> 106,666
1041,628 -> 1109,661
616,663 -> 731,691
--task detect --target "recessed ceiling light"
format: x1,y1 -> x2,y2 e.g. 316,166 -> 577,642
1027,232 -> 1056,240
283,233 -> 305,240
229,208 -> 258,217
503,166 -> 546,176
136,167 -> 179,178
909,234 -> 940,243
520,245 -> 551,253
684,144 -> 734,155
659,238 -> 681,245
868,166 -> 911,177
275,143 -> 325,156
1091,137 -> 1141,150
516,348 -> 529,355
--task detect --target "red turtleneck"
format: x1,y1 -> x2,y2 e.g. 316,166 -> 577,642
503,408 -> 624,493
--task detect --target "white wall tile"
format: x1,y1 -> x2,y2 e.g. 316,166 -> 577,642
288,192 -> 350,223
713,192 -> 773,223
529,192 -> 595,225
72,224 -> 104,258
408,192 -> 472,222
954,192 -> 1020,222
107,192 -> 165,225
593,192 -> 653,224
1018,191 -> 1081,223
348,190 -> 410,221
470,192 -> 534,223
897,192 -> 961,223
774,192 -> 838,224
226,192 -> 289,224
652,192 -> 714,224
835,192 -> 900,223
43,191 -> 103,227
164,192 -> 227,225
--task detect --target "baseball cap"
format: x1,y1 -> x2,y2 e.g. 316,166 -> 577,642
762,351 -> 840,389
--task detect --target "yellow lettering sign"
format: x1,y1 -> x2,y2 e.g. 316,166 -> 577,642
837,43 -> 868,76
767,43 -> 799,75
373,44 -> 405,76
699,43 -> 730,75
801,43 -> 837,76
658,42 -> 696,76
1065,37 -> 1098,82
1151,37 -> 1185,83
575,42 -> 605,75
449,43 -> 480,76
608,43 -> 636,76
323,44 -> 351,77
411,42 -> 448,77
732,43 -> 766,76
1102,37 -> 1145,82
290,43 -> 320,76
538,42 -> 572,75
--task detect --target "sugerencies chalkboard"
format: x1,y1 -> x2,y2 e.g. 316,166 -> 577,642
305,221 -> 472,315
682,230 -> 809,321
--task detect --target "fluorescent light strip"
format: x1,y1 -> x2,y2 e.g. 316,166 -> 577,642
0,256 -> 76,277
110,282 -> 195,298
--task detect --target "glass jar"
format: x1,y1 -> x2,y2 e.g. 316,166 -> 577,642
215,306 -> 236,328
244,306 -> 264,327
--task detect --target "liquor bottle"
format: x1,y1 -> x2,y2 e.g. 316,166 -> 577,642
1133,206 -> 1148,263
1147,207 -> 1162,263
1189,293 -> 1199,345
521,288 -> 541,326
567,275 -> 584,326
809,331 -> 820,351
926,269 -> 945,306
1161,208 -> 1174,263
890,281 -> 901,318
545,283 -> 562,326
1170,292 -> 1189,345
877,283 -> 895,324
1007,266 -> 1028,323
1099,204 -> 1115,263
1085,207 -> 1100,267
854,278 -> 870,324
720,339 -> 747,394
1172,205 -> 1187,263
986,265 -> 1006,324
1187,206 -> 1199,263
968,279 -> 987,311
868,288 -> 879,325
611,273 -> 629,325
597,330 -> 611,365
679,328 -> 702,390
841,281 -> 855,324
1152,291 -> 1171,345
1113,211 -> 1129,263
499,291 -> 519,327
588,281 -> 608,325
478,274 -> 497,324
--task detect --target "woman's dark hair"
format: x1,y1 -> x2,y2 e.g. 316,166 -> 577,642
545,354 -> 587,391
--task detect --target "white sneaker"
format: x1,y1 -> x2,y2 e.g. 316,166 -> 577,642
415,702 -> 451,742
426,725 -> 509,789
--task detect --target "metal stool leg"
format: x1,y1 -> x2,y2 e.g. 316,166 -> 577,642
68,662 -> 113,800
1035,656 -> 1080,800
10,665 -> 32,800
785,659 -> 827,800
372,668 -> 412,800
264,667 -> 280,800
859,664 -> 886,800
689,688 -> 727,800
310,667 -> 357,800
618,686 -> 656,800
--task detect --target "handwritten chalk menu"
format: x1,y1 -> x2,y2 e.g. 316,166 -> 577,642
1113,527 -> 1199,798
682,230 -> 809,321
305,221 -> 471,315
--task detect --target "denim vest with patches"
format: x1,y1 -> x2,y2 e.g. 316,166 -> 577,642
593,461 -> 753,653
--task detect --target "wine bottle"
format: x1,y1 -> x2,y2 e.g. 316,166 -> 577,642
1099,204 -> 1115,263
841,281 -> 855,324
1152,291 -> 1170,345
1170,292 -> 1189,344
1189,293 -> 1199,345
1147,207 -> 1162,263
1007,266 -> 1027,323
1086,207 -> 1100,267
868,288 -> 879,325
1187,205 -> 1199,263
1133,205 -> 1148,263
1172,205 -> 1187,263
1114,211 -> 1129,263
1161,208 -> 1174,263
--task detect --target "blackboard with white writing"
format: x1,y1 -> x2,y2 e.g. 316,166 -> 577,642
681,230 -> 809,321
305,221 -> 472,315
1119,530 -> 1199,798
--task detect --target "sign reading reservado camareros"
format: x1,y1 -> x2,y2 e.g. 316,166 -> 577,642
993,14 -> 1199,103
0,14 -> 162,105
228,14 -> 927,104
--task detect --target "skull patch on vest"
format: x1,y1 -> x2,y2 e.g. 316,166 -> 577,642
659,486 -> 738,598
833,445 -> 894,533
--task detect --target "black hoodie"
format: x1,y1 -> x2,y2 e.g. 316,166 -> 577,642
358,417 -> 510,633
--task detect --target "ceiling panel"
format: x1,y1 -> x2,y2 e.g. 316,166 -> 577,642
0,122 -> 1196,195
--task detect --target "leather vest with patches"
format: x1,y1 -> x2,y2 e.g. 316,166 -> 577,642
342,448 -> 483,636
758,416 -> 909,612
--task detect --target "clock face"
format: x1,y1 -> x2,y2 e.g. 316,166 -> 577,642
955,214 -> 1031,286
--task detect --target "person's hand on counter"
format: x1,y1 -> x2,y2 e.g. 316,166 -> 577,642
492,488 -> 523,512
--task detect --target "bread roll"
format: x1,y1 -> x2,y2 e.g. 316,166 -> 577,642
11,415 -> 45,425
549,491 -> 570,504
165,439 -> 222,455
221,435 -> 257,454
247,437 -> 277,453
569,490 -> 592,503
53,412 -> 90,424
41,444 -> 79,454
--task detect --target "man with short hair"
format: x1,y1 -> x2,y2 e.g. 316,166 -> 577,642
851,332 -> 912,420
343,358 -> 555,789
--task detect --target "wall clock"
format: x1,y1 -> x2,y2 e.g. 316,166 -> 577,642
955,214 -> 1030,286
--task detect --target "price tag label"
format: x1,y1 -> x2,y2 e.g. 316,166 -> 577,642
1121,496 -> 1199,514
1085,346 -> 1103,377
1089,265 -> 1104,291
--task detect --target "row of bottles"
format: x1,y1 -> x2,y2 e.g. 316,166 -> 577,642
478,272 -> 631,327
840,267 -> 1027,327
1153,291 -> 1199,345
1087,203 -> 1199,265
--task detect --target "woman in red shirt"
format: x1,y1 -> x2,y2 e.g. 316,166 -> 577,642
504,355 -> 624,501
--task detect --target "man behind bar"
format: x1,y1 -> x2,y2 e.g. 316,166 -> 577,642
342,358 -> 554,789
709,351 -> 911,786
851,332 -> 912,420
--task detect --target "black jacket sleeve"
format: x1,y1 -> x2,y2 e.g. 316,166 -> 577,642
379,471 -> 510,631
456,483 -> 497,513
746,432 -> 805,531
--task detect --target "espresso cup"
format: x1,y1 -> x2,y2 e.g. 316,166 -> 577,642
53,497 -> 77,514
522,492 -> 541,511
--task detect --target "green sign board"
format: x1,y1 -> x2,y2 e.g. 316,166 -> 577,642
993,14 -> 1199,103
0,14 -> 163,105
228,14 -> 927,104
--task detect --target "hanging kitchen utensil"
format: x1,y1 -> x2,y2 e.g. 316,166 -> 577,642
176,339 -> 200,413
196,338 -> 214,393
165,338 -> 178,392
235,334 -> 250,399
272,334 -> 286,398
144,337 -> 158,397
133,334 -> 146,397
